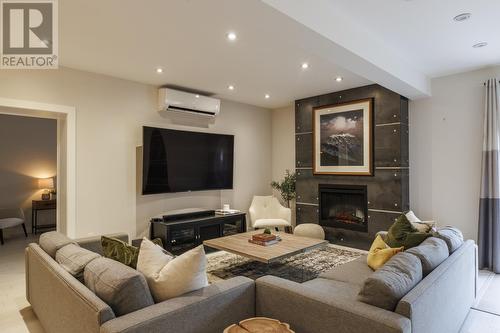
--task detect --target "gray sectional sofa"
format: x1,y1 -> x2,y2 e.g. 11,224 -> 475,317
256,233 -> 478,333
26,230 -> 477,333
25,233 -> 254,333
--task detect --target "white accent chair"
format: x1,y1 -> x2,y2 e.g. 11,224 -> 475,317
0,208 -> 27,245
248,196 -> 292,232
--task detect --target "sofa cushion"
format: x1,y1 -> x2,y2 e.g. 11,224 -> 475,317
137,238 -> 208,302
405,237 -> 449,276
56,244 -> 101,281
434,226 -> 464,253
39,231 -> 77,258
84,257 -> 154,316
386,214 -> 431,249
302,278 -> 360,300
102,236 -> 165,269
319,255 -> 373,287
367,235 -> 404,270
358,252 -> 422,311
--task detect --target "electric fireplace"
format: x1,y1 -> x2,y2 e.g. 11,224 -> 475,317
318,184 -> 368,232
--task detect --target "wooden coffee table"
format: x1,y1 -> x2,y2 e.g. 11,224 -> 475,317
203,230 -> 327,264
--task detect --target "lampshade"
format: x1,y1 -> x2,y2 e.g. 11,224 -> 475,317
38,178 -> 54,190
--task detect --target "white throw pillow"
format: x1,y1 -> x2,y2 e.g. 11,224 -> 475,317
405,210 -> 421,223
137,238 -> 208,302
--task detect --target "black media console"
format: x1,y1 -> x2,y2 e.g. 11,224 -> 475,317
150,210 -> 247,255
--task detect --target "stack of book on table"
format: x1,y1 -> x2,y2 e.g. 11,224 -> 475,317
248,233 -> 281,246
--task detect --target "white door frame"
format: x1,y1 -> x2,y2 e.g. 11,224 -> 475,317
0,97 -> 77,238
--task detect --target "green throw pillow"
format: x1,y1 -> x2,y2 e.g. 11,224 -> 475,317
386,215 -> 431,249
101,236 -> 164,269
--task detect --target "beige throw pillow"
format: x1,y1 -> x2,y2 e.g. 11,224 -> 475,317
405,211 -> 435,232
137,238 -> 208,302
411,221 -> 436,233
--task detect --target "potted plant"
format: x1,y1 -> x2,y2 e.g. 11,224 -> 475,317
270,169 -> 296,208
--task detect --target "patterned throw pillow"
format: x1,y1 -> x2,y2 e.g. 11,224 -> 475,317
367,235 -> 404,270
101,236 -> 164,269
386,215 -> 431,249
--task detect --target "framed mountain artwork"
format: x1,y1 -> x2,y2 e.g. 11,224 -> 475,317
313,98 -> 373,175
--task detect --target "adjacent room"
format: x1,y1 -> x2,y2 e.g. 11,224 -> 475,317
0,114 -> 57,245
1,0 -> 499,332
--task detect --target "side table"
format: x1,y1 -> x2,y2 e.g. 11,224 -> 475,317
32,199 -> 56,234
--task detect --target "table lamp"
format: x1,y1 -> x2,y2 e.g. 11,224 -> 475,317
38,178 -> 54,200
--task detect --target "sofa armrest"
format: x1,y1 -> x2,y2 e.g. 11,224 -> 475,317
256,276 -> 410,333
75,233 -> 129,255
26,244 -> 115,333
100,276 -> 255,333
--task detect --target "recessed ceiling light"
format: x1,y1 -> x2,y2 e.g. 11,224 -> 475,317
226,32 -> 237,41
265,94 -> 270,99
195,94 -> 200,98
453,13 -> 471,22
228,85 -> 235,90
156,67 -> 163,73
473,42 -> 488,48
301,62 -> 309,69
335,76 -> 343,82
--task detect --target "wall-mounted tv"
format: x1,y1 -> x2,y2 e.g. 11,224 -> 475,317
142,127 -> 234,194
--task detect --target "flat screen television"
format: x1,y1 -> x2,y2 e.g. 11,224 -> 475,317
142,127 -> 234,194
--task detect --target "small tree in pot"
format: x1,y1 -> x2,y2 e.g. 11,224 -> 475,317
270,169 -> 296,208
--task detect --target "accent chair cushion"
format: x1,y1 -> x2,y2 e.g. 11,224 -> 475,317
39,231 -> 77,258
101,236 -> 164,269
254,218 -> 291,228
358,252 -> 423,311
367,235 -> 404,270
56,244 -> 101,281
434,226 -> 464,253
405,237 -> 449,276
0,217 -> 24,229
386,215 -> 431,249
137,238 -> 208,302
84,257 -> 154,316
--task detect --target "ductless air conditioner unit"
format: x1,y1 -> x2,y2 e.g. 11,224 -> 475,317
158,88 -> 220,118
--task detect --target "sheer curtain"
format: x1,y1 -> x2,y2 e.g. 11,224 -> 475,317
479,78 -> 500,273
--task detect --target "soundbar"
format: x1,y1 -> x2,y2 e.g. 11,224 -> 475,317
161,208 -> 215,223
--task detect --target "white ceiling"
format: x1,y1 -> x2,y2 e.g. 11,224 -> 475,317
59,0 -> 371,109
59,0 -> 499,108
327,0 -> 500,78
265,0 -> 500,82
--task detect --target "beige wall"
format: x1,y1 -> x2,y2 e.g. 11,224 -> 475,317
0,114 -> 57,235
271,105 -> 295,180
0,67 -> 272,238
136,100 -> 273,236
410,66 -> 500,241
271,104 -> 296,224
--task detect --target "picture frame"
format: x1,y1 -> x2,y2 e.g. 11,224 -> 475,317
313,98 -> 373,175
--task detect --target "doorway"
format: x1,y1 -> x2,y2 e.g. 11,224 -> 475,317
0,97 -> 76,238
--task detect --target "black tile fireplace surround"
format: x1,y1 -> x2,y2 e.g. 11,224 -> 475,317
295,84 -> 409,243
319,184 -> 368,232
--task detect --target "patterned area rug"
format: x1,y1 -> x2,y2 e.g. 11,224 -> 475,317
206,244 -> 366,283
